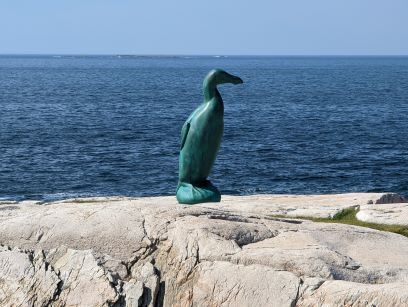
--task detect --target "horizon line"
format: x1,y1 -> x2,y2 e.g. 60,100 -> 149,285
1,53 -> 408,57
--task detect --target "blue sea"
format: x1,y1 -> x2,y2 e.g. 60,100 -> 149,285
1,55 -> 408,201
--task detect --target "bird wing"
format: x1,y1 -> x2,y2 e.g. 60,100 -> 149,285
180,121 -> 190,150
180,103 -> 206,150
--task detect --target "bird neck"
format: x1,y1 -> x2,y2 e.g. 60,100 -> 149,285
204,81 -> 221,102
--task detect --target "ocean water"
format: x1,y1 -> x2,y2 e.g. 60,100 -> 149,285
1,55 -> 408,201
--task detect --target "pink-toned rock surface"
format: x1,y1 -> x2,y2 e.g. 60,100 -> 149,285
0,193 -> 407,306
357,202 -> 408,226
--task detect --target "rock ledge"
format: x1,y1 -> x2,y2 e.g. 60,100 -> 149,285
0,192 -> 407,306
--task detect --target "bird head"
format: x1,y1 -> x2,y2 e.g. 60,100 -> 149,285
204,69 -> 243,86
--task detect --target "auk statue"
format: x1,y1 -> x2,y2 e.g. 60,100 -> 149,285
176,69 -> 243,204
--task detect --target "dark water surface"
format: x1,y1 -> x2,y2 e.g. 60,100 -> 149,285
1,55 -> 408,201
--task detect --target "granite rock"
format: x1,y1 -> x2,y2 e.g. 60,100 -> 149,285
357,202 -> 408,225
0,193 -> 407,306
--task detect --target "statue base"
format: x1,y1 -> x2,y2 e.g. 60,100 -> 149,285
176,180 -> 221,204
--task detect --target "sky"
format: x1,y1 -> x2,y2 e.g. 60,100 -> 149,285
1,0 -> 407,55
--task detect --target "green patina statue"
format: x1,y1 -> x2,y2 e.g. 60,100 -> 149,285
176,69 -> 243,204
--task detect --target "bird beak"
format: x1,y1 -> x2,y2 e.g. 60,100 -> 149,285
231,76 -> 244,85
